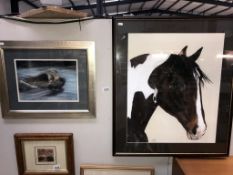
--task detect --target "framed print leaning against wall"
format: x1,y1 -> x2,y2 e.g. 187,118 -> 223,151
80,164 -> 154,175
0,41 -> 95,118
113,18 -> 233,156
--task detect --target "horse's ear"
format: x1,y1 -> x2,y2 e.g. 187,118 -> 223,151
179,46 -> 188,56
189,47 -> 203,62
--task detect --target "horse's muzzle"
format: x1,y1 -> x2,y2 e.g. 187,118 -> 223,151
186,125 -> 207,140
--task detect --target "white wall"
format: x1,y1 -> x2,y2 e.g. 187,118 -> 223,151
0,0 -> 11,15
0,19 -> 172,175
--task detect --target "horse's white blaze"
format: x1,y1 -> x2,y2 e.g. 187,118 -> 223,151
193,77 -> 207,139
153,88 -> 158,103
127,54 -> 168,118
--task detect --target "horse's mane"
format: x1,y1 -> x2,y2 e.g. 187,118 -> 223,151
193,62 -> 211,86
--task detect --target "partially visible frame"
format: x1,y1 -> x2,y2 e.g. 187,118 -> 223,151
113,17 -> 233,156
80,164 -> 154,175
14,133 -> 74,175
0,41 -> 95,118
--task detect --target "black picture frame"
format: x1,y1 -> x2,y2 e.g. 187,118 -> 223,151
0,41 -> 95,118
113,17 -> 233,156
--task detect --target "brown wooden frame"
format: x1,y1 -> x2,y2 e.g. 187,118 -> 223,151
80,164 -> 155,175
14,133 -> 75,175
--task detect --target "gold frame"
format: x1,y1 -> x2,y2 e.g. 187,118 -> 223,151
0,41 -> 95,118
80,164 -> 155,175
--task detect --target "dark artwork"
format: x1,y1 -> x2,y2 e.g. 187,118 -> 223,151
127,46 -> 210,142
36,147 -> 56,164
15,60 -> 79,102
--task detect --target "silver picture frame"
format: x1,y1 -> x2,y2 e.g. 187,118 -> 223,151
0,41 -> 95,118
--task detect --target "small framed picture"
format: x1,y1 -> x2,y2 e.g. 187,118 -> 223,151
14,133 -> 74,175
0,41 -> 95,118
35,146 -> 57,165
80,164 -> 154,175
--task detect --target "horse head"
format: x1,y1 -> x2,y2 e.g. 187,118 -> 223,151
148,46 -> 210,140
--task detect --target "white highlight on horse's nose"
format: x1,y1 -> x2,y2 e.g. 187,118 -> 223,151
195,125 -> 207,139
198,125 -> 207,134
187,125 -> 207,140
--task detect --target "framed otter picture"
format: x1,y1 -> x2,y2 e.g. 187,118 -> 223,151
113,18 -> 233,156
0,41 -> 95,118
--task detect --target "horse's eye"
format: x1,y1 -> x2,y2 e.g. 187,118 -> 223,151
180,84 -> 186,91
168,82 -> 185,91
168,84 -> 173,89
168,83 -> 177,89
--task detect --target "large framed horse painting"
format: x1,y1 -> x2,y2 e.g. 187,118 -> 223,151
113,18 -> 233,156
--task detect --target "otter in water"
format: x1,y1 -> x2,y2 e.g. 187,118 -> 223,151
19,69 -> 65,92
